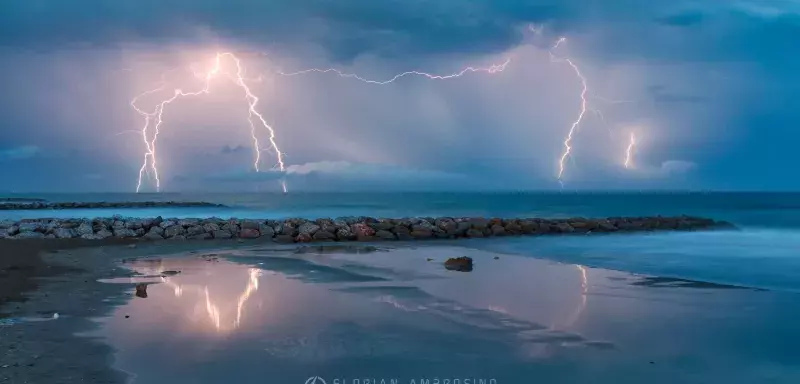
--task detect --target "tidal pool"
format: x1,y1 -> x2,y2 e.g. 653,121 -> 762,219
95,245 -> 800,384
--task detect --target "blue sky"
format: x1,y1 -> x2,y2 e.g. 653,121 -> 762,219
0,0 -> 798,192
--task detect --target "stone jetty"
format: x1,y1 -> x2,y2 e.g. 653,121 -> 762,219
0,201 -> 225,210
0,215 -> 735,241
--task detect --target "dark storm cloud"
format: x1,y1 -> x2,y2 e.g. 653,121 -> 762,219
655,11 -> 706,27
1,0 -> 797,66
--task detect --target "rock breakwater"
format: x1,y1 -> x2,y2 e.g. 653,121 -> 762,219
0,215 -> 735,241
0,201 -> 225,211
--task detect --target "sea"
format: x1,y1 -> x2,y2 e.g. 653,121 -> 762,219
3,191 -> 800,292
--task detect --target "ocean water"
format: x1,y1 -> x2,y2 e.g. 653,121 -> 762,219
4,192 -> 800,292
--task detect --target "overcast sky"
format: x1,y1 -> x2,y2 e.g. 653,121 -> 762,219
0,0 -> 797,192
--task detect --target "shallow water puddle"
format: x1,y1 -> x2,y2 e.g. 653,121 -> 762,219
94,246 -> 800,384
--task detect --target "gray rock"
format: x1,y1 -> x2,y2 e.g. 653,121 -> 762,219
259,225 -> 275,238
188,233 -> 212,240
212,230 -> 232,239
80,233 -> 103,240
169,235 -> 187,241
375,230 -> 396,240
147,226 -> 164,236
186,225 -> 205,236
114,228 -> 137,238
240,220 -> 260,230
14,231 -> 45,239
5,226 -> 19,236
239,228 -> 260,239
312,230 -> 336,241
410,229 -> 433,239
76,222 -> 93,236
44,234 -> 56,239
490,224 -> 507,236
164,225 -> 186,238
159,220 -> 177,229
298,223 -> 320,236
53,228 -> 76,239
96,229 -> 113,239
17,222 -> 41,233
143,231 -> 164,240
336,228 -> 355,241
469,218 -> 490,230
178,219 -> 200,227
202,223 -> 220,232
465,228 -> 484,238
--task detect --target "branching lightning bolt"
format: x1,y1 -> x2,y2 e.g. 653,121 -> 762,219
624,132 -> 636,169
131,53 -> 286,193
277,58 -> 511,85
549,37 -> 588,185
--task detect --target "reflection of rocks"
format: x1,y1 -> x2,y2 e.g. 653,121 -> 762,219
135,283 -> 148,298
0,215 -> 735,242
444,256 -> 474,272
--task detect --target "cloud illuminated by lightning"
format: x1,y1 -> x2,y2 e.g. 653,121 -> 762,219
131,53 -> 286,193
625,132 -> 637,169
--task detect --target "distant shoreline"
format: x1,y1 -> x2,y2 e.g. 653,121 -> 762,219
1,215 -> 735,242
0,201 -> 225,210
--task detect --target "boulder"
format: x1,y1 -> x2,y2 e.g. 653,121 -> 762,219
186,225 -> 205,237
239,228 -> 260,239
298,223 -> 320,236
410,229 -> 433,239
113,228 -> 137,238
312,230 -> 336,241
164,225 -> 186,238
336,228 -> 356,241
96,229 -> 113,239
53,228 -> 76,239
444,256 -> 473,272
465,228 -> 484,238
143,231 -> 164,240
350,223 -> 375,237
295,233 -> 313,243
490,224 -> 506,236
375,230 -> 396,240
203,223 -> 221,233
188,233 -> 212,240
212,230 -> 232,239
14,231 -> 45,239
259,225 -> 275,238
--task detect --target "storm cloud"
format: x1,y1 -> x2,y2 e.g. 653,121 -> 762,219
0,0 -> 797,191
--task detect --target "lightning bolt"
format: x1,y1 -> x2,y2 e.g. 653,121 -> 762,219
549,37 -> 588,185
624,132 -> 636,169
131,53 -> 286,193
277,58 -> 511,85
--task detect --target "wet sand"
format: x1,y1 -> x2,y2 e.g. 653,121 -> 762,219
2,240 -> 799,383
0,239 -> 276,383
